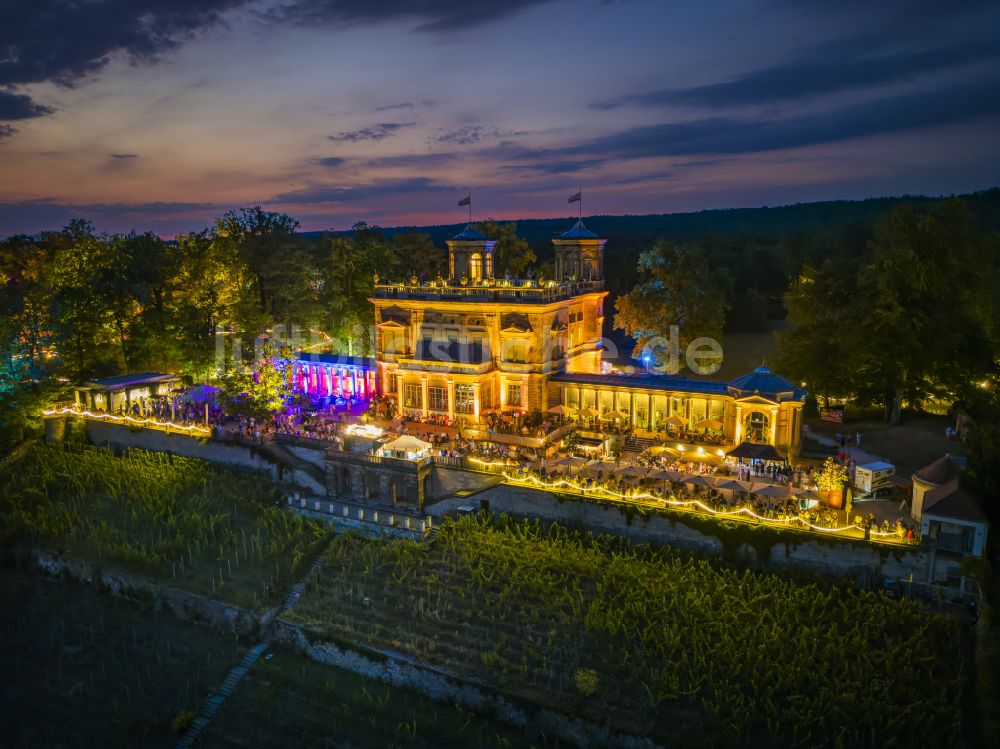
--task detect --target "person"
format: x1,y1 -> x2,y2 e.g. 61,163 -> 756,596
855,431 -> 862,447
945,426 -> 953,440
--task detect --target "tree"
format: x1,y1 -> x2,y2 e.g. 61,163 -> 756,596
816,457 -> 849,492
857,202 -> 994,422
212,207 -> 315,350
173,231 -> 241,379
389,230 -> 445,280
315,223 -> 389,356
218,342 -> 294,422
613,240 -> 729,371
0,234 -> 58,384
476,219 -> 535,277
775,263 -> 860,405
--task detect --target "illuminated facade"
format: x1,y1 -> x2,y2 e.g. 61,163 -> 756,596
290,353 -> 377,401
370,221 -> 806,454
371,221 -> 607,422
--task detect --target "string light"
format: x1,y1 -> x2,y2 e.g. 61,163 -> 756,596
44,407 -> 211,436
495,471 -> 908,544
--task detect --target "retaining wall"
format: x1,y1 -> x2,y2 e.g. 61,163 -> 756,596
32,549 -> 261,636
443,484 -> 941,582
270,619 -> 660,749
83,419 -> 322,495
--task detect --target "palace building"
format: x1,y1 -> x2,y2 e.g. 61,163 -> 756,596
367,220 -> 807,456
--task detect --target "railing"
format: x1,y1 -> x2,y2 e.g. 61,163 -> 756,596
287,494 -> 432,533
274,432 -> 337,450
326,449 -> 431,470
460,421 -> 576,449
374,279 -> 603,303
43,405 -> 211,437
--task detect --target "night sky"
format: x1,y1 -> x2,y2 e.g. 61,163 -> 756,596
2,0 -> 999,236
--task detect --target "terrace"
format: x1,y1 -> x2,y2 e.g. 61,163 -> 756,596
373,277 -> 604,304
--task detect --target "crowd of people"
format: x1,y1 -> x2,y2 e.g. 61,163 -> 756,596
81,390 -> 918,544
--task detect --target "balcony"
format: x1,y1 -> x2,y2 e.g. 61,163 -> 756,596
373,279 -> 604,304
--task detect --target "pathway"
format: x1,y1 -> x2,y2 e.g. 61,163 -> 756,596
175,544 -> 328,748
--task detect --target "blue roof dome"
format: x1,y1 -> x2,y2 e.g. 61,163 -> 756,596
452,223 -> 487,241
728,366 -> 800,396
559,219 -> 599,239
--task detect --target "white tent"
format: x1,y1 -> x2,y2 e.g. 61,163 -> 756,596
383,435 -> 432,453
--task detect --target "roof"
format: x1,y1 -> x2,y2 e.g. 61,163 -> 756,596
726,442 -> 787,462
727,366 -> 804,400
913,454 -> 965,485
83,372 -> 179,391
858,461 -> 894,472
451,223 -> 488,241
923,479 -> 987,523
559,219 -> 599,240
550,371 -> 729,396
296,353 -> 376,369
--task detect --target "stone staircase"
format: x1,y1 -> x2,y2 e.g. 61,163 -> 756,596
259,439 -> 326,490
175,539 -> 329,748
624,435 -> 659,453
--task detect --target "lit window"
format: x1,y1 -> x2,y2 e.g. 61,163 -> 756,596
428,386 -> 447,411
507,383 -> 522,407
455,384 -> 475,413
404,384 -> 422,409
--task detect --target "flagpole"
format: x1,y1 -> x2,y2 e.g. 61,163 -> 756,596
579,187 -> 582,220
469,194 -> 472,224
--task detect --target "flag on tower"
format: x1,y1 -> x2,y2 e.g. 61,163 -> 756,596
458,195 -> 471,206
568,190 -> 582,204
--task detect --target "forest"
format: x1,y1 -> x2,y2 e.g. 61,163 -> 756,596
2,191 -> 999,499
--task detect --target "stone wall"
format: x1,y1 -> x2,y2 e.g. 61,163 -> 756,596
85,419 -> 278,478
429,464 -> 502,500
437,483 -> 940,583
325,450 -> 429,510
271,619 -> 659,749
32,549 -> 261,636
285,444 -> 327,470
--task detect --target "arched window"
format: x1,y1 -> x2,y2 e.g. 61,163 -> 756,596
744,411 -> 770,444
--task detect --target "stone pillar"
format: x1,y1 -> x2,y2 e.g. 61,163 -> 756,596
770,406 -> 778,446
447,379 -> 456,420
44,415 -> 67,444
421,376 -> 429,417
472,382 -> 481,421
734,405 -> 743,444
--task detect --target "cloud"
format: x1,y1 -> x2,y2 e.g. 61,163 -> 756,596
595,39 -> 1000,110
559,81 -> 1000,159
359,151 -> 459,169
0,124 -> 15,139
313,156 -> 346,167
503,158 -> 605,174
327,122 -> 416,143
0,89 -> 54,120
373,102 -> 414,111
435,126 -> 526,145
109,152 -> 139,160
270,177 -> 453,204
273,0 -> 561,33
0,1 -> 246,88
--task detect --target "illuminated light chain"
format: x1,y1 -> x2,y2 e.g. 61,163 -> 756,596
44,407 -> 212,436
498,472 -> 909,543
